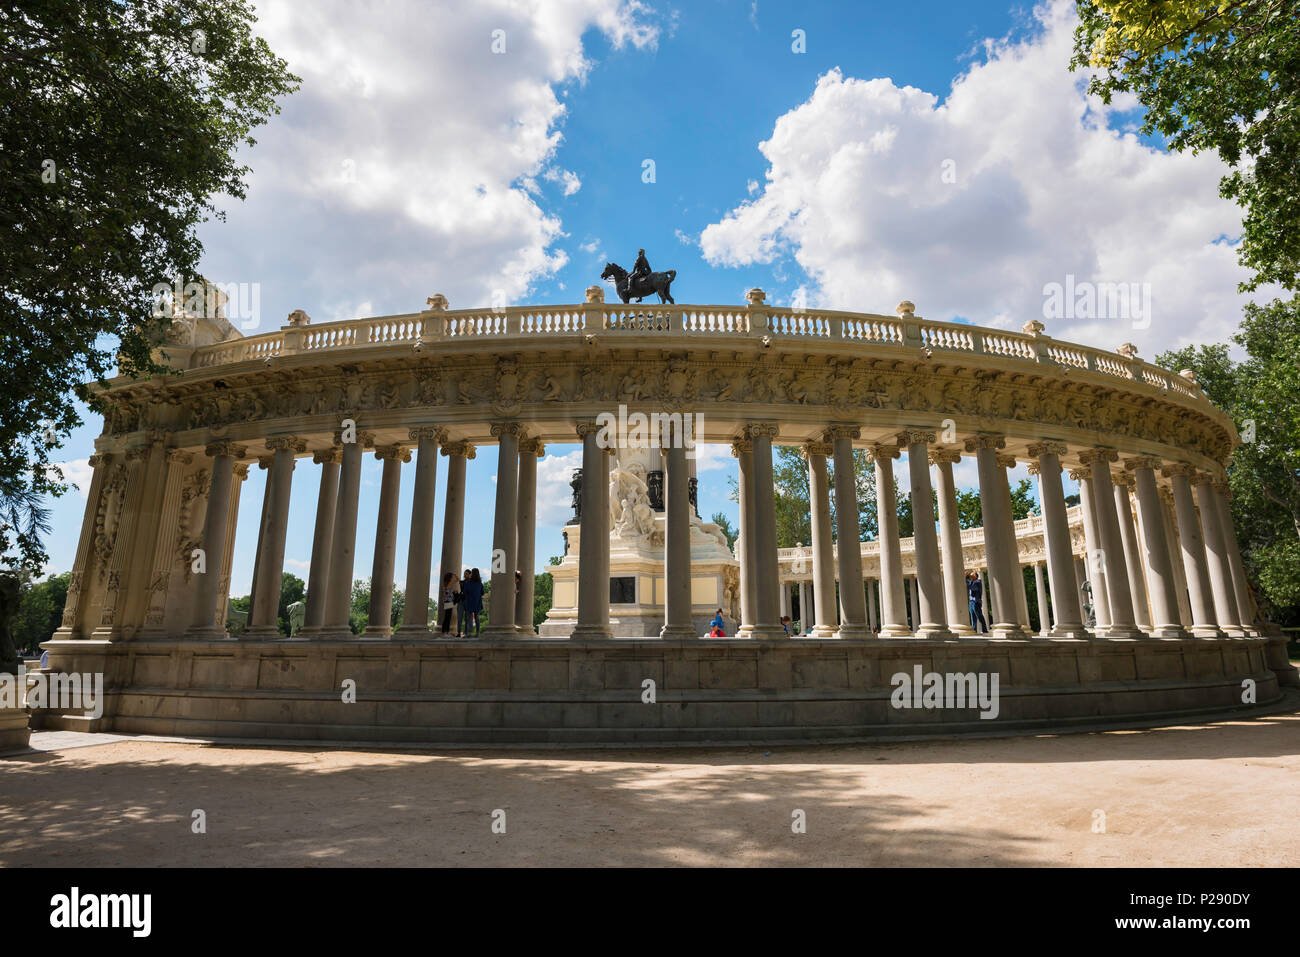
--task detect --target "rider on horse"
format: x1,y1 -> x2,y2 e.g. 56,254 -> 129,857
630,249 -> 651,290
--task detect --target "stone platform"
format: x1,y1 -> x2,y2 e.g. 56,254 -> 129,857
31,634 -> 1291,745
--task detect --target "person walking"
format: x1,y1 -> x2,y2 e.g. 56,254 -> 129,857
463,567 -> 484,637
966,571 -> 988,634
439,572 -> 458,636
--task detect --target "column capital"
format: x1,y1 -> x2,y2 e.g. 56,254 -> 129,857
233,463 -> 251,481
1077,447 -> 1119,466
204,441 -> 247,459
373,444 -> 412,463
520,436 -> 546,457
963,433 -> 1005,453
408,426 -> 448,444
1026,461 -> 1041,476
1160,462 -> 1196,479
490,421 -> 526,440
166,449 -> 194,466
1067,467 -> 1089,482
313,448 -> 342,466
824,425 -> 861,442
574,419 -> 602,439
1112,471 -> 1137,489
332,430 -> 375,448
746,422 -> 779,440
867,443 -> 899,462
1190,470 -> 1215,486
801,440 -> 834,459
440,439 -> 477,459
1123,455 -> 1161,472
265,435 -> 307,454
1026,440 -> 1068,458
1212,480 -> 1231,497
995,453 -> 1017,470
257,455 -> 274,470
896,428 -> 937,447
928,448 -> 962,466
124,446 -> 152,463
730,437 -> 753,456
87,453 -> 107,468
1157,485 -> 1176,506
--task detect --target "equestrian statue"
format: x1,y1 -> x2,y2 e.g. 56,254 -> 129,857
601,248 -> 676,304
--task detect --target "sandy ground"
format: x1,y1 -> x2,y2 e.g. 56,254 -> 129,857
2,706 -> 1297,867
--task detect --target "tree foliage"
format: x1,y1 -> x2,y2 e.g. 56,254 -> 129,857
1072,0 -> 1300,292
0,0 -> 298,570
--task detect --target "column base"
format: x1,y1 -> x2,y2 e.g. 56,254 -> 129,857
295,625 -> 325,639
1097,625 -> 1146,640
876,625 -> 913,639
243,625 -> 282,640
570,624 -> 611,640
735,624 -> 755,639
989,623 -> 1030,640
810,624 -> 837,638
913,626 -> 955,641
479,625 -> 518,640
948,624 -> 975,637
1048,625 -> 1090,640
748,624 -> 788,640
393,624 -> 433,638
185,626 -> 231,640
1189,625 -> 1224,639
834,624 -> 870,639
659,624 -> 697,640
1143,624 -> 1189,639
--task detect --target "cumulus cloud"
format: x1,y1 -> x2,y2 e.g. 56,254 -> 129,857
700,0 -> 1254,355
201,0 -> 658,328
52,459 -> 93,498
537,449 -> 583,526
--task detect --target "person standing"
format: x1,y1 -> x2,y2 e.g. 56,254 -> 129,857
439,572 -> 458,636
456,568 -> 471,637
463,567 -> 484,637
966,571 -> 988,634
710,608 -> 725,636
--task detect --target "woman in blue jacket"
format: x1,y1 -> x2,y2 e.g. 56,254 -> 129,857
463,568 -> 484,637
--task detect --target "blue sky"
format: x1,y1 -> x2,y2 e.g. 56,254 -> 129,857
40,0 -> 1254,595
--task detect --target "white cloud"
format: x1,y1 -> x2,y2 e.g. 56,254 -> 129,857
202,0 -> 658,326
692,443 -> 733,472
52,459 -> 93,498
579,237 -> 602,254
536,449 -> 583,526
674,228 -> 695,246
285,558 -> 312,571
699,0 -> 1258,356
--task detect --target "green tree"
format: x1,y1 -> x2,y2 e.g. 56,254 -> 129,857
276,572 -> 305,635
12,570 -> 70,653
1072,0 -> 1300,292
953,480 -> 1039,529
1,0 -> 299,571
710,512 -> 738,551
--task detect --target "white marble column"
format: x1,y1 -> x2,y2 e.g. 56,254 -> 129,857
871,442 -> 910,637
397,427 -> 444,636
1162,464 -> 1220,637
365,444 -> 410,636
803,440 -> 837,637
798,581 -> 810,633
1111,471 -> 1151,630
1158,486 -> 1194,628
900,429 -> 950,638
866,579 -> 878,631
825,427 -> 867,638
302,449 -> 340,633
1123,456 -> 1186,638
1193,471 -> 1244,636
997,453 -> 1031,630
931,449 -> 973,636
908,577 -> 921,632
732,437 -> 757,638
1033,563 -> 1049,636
515,437 -> 544,635
188,441 -> 246,638
1079,449 -> 1142,638
482,423 -> 523,639
1070,466 -> 1112,632
574,422 -> 612,639
437,440 -> 474,597
1027,442 -> 1084,637
1212,479 -> 1256,634
748,424 -> 786,639
965,435 -> 1027,638
322,430 -> 370,638
246,436 -> 304,637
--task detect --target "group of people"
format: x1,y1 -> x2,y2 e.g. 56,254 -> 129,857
439,569 -> 485,637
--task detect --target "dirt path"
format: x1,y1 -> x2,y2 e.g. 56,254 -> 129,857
2,709 -> 1297,866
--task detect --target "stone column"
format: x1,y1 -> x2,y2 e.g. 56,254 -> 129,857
1162,464 -> 1220,637
246,455 -> 273,629
732,437 -> 757,637
1123,457 -> 1186,638
870,442 -> 910,637
482,423 -> 523,639
1079,449 -> 1142,638
748,424 -> 786,639
396,428 -> 444,636
1070,467 -> 1112,631
246,436 -> 305,637
1027,442 -> 1084,637
1193,472 -> 1244,636
997,453 -> 1031,630
52,453 -> 111,640
965,435 -> 1026,638
90,444 -> 155,639
437,440 -> 474,595
1032,563 -> 1049,635
931,449 -> 972,636
365,444 -> 410,636
779,582 -> 791,619
661,425 -> 695,639
866,579 -> 878,631
826,428 -> 868,638
798,581 -> 810,632
908,577 -> 921,632
1158,487 -> 1194,627
302,450 -> 341,634
1111,471 -> 1151,630
323,430 -> 371,638
900,429 -> 949,638
188,441 -> 246,638
803,440 -> 837,637
515,437 -> 544,635
1212,479 -> 1255,634
574,422 -> 612,639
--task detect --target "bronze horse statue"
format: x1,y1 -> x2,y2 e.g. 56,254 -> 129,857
601,262 -> 677,304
